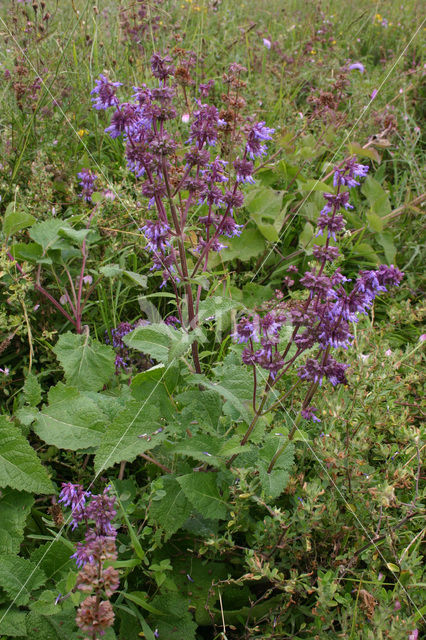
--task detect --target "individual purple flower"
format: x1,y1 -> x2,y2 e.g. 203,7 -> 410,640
301,406 -> 321,423
299,271 -> 336,299
348,62 -> 365,73
246,122 -> 275,158
234,317 -> 258,343
143,220 -> 171,253
164,315 -> 180,327
312,245 -> 340,262
334,157 -> 369,188
84,487 -> 117,536
371,89 -> 378,100
220,216 -> 243,237
189,101 -> 225,147
223,189 -> 244,210
316,212 -> 346,240
234,158 -> 255,184
150,52 -> 175,80
105,102 -> 141,138
263,38 -> 271,49
320,191 -> 352,215
91,74 -> 122,110
199,79 -> 214,97
77,168 -> 98,202
59,483 -> 90,529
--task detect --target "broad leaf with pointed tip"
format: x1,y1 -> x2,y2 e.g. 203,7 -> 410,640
0,417 -> 53,494
53,332 -> 115,392
33,383 -> 106,450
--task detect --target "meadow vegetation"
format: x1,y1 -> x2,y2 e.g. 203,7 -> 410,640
0,1 -> 424,639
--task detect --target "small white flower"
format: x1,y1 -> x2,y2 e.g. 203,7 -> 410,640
263,38 -> 271,49
385,349 -> 392,356
181,113 -> 190,123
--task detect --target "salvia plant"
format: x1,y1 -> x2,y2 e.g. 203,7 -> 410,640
1,43 -> 419,640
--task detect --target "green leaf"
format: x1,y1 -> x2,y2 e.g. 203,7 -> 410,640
0,555 -> 46,606
216,227 -> 266,263
23,372 -> 42,407
197,295 -> 242,325
53,332 -> 115,392
9,242 -> 43,262
26,611 -> 81,640
30,541 -> 73,581
124,324 -> 173,363
3,202 -> 35,238
99,264 -> 123,277
149,476 -> 193,539
296,179 -> 331,193
362,176 -> 391,216
245,187 -> 286,241
123,270 -> 148,288
29,219 -> 71,253
178,473 -> 229,520
377,231 -> 396,264
190,350 -> 254,423
366,212 -> 384,232
131,365 -> 176,421
0,607 -> 27,637
177,389 -> 222,431
94,401 -> 165,473
121,592 -> 165,615
33,383 -> 106,450
299,221 -> 315,252
58,227 -> 91,245
258,440 -> 295,499
347,141 -> 381,163
149,594 -> 197,640
0,489 -> 34,555
0,416 -> 53,494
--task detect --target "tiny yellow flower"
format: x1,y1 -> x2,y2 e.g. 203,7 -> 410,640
77,129 -> 89,138
375,13 -> 382,21
331,40 -> 336,45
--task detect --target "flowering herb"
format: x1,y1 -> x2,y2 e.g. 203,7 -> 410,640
59,484 -> 119,639
92,52 -> 275,372
231,158 -> 403,467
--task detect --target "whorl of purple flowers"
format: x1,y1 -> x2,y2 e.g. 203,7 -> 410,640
77,168 -> 98,202
105,321 -> 138,371
89,54 -> 275,287
234,158 -> 403,422
59,483 -> 117,567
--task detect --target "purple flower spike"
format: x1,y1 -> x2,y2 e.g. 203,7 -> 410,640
91,74 -> 122,110
77,168 -> 98,202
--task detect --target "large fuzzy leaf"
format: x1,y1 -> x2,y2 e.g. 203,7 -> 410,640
33,383 -> 106,450
178,473 -> 229,520
0,489 -> 34,555
0,555 -> 46,606
149,476 -> 192,540
0,607 -> 27,637
0,417 -> 53,494
25,611 -> 83,640
94,401 -> 165,473
30,541 -> 73,581
149,594 -> 197,640
53,332 -> 115,392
